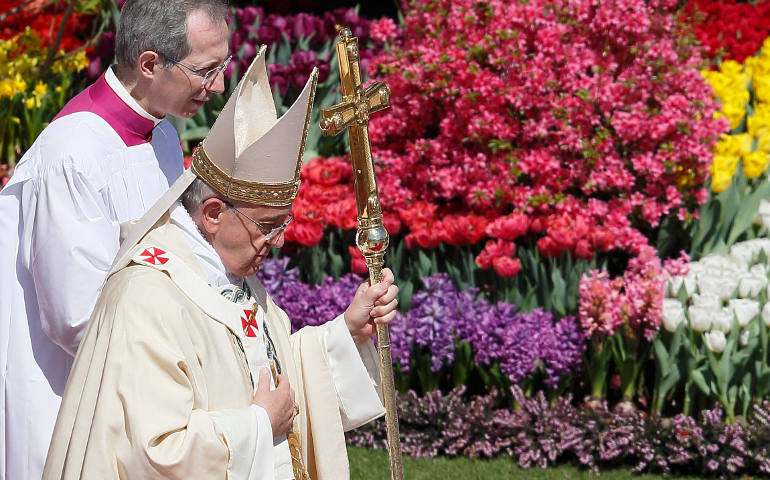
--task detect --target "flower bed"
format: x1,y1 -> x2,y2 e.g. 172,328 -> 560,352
346,386 -> 770,476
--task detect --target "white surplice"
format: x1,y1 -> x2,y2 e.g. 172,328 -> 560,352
0,67 -> 184,480
43,215 -> 384,480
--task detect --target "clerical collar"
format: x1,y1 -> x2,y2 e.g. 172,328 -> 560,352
104,66 -> 163,127
53,66 -> 160,147
171,202 -> 239,287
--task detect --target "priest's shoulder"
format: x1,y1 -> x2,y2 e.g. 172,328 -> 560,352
101,260 -> 191,329
14,113 -> 140,188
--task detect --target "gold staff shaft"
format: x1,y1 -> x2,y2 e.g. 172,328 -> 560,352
319,28 -> 404,480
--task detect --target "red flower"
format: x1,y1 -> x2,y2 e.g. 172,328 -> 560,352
348,245 -> 368,275
492,256 -> 521,278
383,211 -> 402,235
323,199 -> 358,230
475,239 -> 516,270
405,222 -> 442,249
284,218 -> 324,246
486,212 -> 529,240
440,214 -> 488,246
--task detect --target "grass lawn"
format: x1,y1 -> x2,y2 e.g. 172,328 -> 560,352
348,446 -> 752,479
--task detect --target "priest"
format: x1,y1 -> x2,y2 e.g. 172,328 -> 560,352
43,46 -> 397,480
0,1 -> 231,478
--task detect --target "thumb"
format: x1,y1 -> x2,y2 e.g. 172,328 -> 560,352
257,367 -> 271,391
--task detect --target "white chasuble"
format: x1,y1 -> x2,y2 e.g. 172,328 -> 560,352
0,66 -> 184,480
43,218 -> 384,480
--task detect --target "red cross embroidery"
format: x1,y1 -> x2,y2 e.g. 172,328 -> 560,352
241,309 -> 258,337
139,247 -> 169,265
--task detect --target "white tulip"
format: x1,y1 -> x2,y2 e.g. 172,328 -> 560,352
762,303 -> 770,328
688,305 -> 713,332
750,264 -> 769,278
683,273 -> 698,296
711,308 -> 733,333
727,298 -> 760,327
755,238 -> 770,259
662,299 -> 685,333
688,262 -> 706,278
738,274 -> 767,298
667,275 -> 683,297
740,329 -> 750,347
698,275 -> 738,301
704,330 -> 727,354
730,243 -> 757,267
692,293 -> 721,310
759,199 -> 770,217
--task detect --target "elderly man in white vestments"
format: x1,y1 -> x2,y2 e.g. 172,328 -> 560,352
0,1 -> 232,478
43,47 -> 398,480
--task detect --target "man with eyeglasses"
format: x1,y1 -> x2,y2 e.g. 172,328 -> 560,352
44,48 -> 397,480
0,1 -> 232,478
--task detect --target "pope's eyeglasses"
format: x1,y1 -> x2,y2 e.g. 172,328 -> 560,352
162,54 -> 232,88
222,200 -> 293,242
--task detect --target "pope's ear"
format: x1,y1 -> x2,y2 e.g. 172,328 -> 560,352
137,51 -> 163,79
198,197 -> 228,235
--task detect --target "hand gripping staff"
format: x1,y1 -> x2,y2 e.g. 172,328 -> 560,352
319,27 -> 404,480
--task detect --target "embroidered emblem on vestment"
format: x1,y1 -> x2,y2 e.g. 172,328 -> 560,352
139,247 -> 169,265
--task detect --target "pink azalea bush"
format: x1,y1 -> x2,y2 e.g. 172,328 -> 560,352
366,0 -> 727,265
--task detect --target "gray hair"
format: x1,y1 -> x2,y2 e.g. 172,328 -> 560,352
115,0 -> 229,69
180,177 -> 226,217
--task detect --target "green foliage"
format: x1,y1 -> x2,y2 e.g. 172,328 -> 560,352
675,164 -> 770,259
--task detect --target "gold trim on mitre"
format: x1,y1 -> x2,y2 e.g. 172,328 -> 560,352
191,144 -> 301,206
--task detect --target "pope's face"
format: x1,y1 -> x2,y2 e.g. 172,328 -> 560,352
152,9 -> 229,118
213,202 -> 293,278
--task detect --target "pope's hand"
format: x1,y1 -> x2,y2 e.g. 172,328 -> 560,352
252,367 -> 295,440
344,268 -> 399,346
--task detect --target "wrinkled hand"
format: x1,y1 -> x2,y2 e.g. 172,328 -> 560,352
344,268 -> 399,346
252,368 -> 295,440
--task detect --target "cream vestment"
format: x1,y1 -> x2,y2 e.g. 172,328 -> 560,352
43,217 -> 384,480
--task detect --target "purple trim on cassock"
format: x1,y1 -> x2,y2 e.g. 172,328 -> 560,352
54,74 -> 156,146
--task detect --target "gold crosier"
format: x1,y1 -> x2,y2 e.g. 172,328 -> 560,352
319,28 -> 404,480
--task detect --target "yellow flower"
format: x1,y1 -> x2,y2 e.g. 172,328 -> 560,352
749,104 -> 770,139
721,92 -> 749,130
25,96 -> 40,110
33,82 -> 47,97
755,74 -> 770,104
759,133 -> 770,153
715,133 -> 754,156
711,165 -> 736,193
12,75 -> 26,96
0,79 -> 14,98
743,150 -> 770,179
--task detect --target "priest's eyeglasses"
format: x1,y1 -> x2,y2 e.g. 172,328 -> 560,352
223,200 -> 294,242
163,54 -> 232,88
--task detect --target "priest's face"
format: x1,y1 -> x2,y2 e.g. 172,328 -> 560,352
153,9 -> 229,118
213,202 -> 293,277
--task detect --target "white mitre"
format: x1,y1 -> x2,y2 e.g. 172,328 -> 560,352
111,45 -> 318,274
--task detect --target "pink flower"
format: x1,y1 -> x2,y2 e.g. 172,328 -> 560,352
370,17 -> 398,43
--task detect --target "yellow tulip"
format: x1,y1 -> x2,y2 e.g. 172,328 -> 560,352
759,133 -> 770,153
716,133 -> 754,156
722,97 -> 748,130
748,104 -> 770,139
711,166 -> 736,193
756,75 -> 770,104
743,150 -> 770,179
